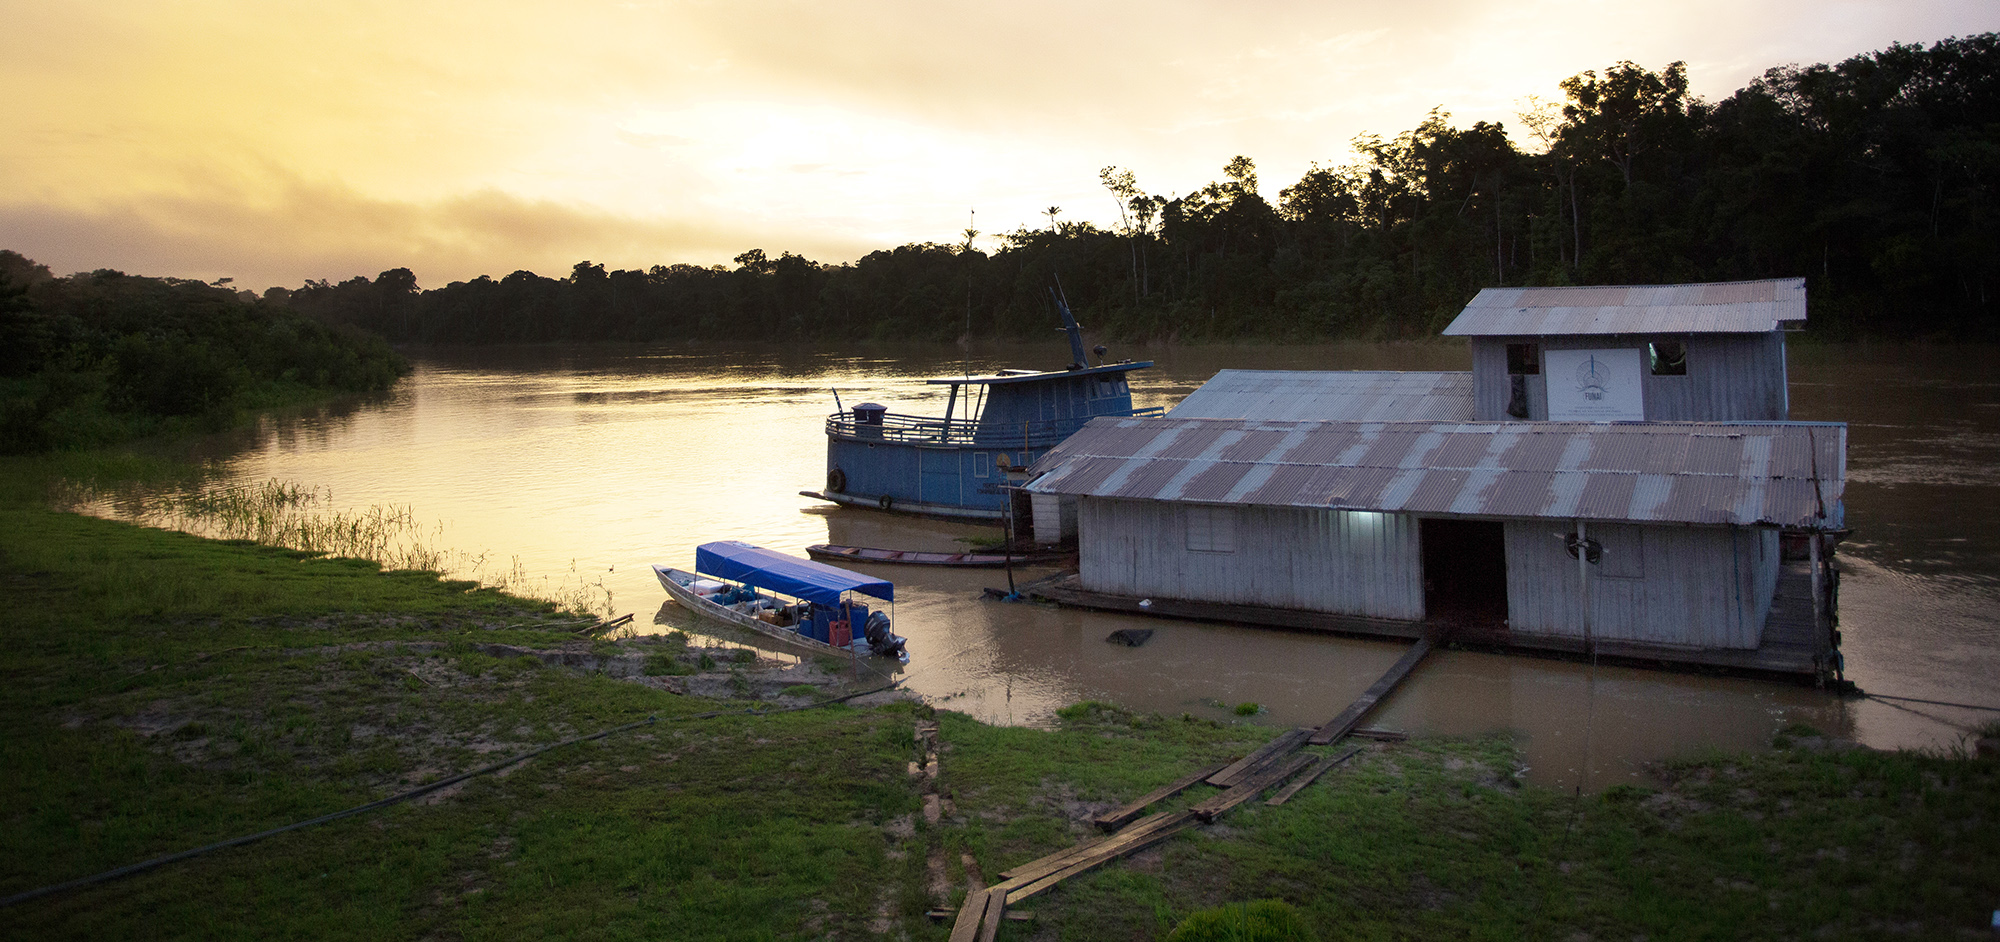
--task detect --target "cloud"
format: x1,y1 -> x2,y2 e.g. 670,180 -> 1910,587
3,0 -> 1991,285
0,177 -> 876,290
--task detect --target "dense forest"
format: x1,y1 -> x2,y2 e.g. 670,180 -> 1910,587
272,35 -> 1997,345
0,251 -> 406,453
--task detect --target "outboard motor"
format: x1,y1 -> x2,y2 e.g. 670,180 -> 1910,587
864,610 -> 906,660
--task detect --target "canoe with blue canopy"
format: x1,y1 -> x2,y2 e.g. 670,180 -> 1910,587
694,540 -> 893,607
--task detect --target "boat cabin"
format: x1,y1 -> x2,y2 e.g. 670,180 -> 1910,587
816,296 -> 1159,519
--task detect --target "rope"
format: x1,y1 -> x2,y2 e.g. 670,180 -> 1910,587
1864,692 -> 2000,714
3,678 -> 903,908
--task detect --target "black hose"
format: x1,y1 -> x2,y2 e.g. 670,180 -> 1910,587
3,677 -> 903,908
1864,692 -> 2000,713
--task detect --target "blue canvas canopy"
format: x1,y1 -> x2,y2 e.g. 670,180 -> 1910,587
694,541 -> 894,607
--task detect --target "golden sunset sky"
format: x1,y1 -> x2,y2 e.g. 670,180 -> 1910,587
2,0 -> 1990,291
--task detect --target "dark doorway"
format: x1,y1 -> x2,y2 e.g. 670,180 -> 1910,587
1420,519 -> 1508,632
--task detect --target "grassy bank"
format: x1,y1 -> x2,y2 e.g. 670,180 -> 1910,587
2,453 -> 1996,940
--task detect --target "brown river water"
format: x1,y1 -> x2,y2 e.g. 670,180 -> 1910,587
119,341 -> 2000,790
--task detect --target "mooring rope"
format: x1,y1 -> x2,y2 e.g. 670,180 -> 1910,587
3,678 -> 903,908
1864,692 -> 2000,713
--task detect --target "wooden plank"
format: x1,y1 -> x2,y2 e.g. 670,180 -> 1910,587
1002,812 -> 1200,906
1264,746 -> 1362,806
1091,758 -> 1235,831
977,889 -> 1006,942
948,887 -> 991,942
1207,728 -> 1312,787
1310,637 -> 1432,745
995,811 -> 1176,882
1192,753 -> 1317,821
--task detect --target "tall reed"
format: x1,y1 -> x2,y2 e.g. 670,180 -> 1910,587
61,478 -> 612,616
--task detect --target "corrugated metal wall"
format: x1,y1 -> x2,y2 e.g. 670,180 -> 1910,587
1077,498 -> 1424,619
1473,334 -> 1789,422
1502,521 -> 1780,649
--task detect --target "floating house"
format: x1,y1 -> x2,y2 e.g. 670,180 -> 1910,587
808,300 -> 1158,521
1019,279 -> 1847,679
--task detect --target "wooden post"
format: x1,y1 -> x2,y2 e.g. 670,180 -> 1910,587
1809,530 -> 1824,649
1576,520 -> 1592,654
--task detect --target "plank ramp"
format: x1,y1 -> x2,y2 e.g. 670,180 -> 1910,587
1191,753 -> 1318,821
1265,746 -> 1362,806
1206,728 -> 1313,787
998,810 -> 1176,882
954,717 -> 1388,937
1091,758 -> 1235,831
948,886 -> 996,942
1310,637 -> 1432,745
996,810 -> 1200,906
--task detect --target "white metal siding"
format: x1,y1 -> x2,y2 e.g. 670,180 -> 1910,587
1472,334 -> 1787,422
1031,493 -> 1076,544
1078,498 -> 1423,619
1502,521 -> 1778,649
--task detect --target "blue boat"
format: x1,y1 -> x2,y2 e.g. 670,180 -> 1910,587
808,296 -> 1159,520
653,541 -> 909,662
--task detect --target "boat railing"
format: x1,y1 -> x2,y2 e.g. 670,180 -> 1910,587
825,406 -> 1162,448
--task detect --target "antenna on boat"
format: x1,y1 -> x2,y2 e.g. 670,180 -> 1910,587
1048,274 -> 1089,370
965,208 -> 976,380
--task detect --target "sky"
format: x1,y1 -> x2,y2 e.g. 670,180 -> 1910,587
1,0 -> 1992,292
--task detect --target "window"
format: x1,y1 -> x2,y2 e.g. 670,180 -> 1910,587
974,452 -> 989,479
1648,340 -> 1687,376
1506,343 -> 1541,375
1185,506 -> 1236,554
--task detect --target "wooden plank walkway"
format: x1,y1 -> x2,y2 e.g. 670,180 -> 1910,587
1192,753 -> 1317,821
1207,728 -> 1313,787
1266,746 -> 1362,806
1311,637 -> 1432,745
948,636 -> 1436,940
1091,759 -> 1235,832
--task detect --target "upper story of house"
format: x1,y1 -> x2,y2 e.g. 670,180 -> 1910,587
1443,278 -> 1806,423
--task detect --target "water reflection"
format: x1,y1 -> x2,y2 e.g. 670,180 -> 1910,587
88,341 -> 2000,789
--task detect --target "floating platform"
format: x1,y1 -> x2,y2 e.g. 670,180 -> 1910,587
1022,559 -> 1838,681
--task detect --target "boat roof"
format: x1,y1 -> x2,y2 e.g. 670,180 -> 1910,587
925,361 -> 1152,387
695,541 -> 893,605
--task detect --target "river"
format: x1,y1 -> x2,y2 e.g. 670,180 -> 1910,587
137,340 -> 2000,790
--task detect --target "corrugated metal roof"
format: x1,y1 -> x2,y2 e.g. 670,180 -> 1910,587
1167,370 -> 1476,421
1025,417 -> 1846,529
1442,278 -> 1807,336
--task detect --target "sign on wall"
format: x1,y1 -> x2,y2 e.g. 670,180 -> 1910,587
1544,348 -> 1644,421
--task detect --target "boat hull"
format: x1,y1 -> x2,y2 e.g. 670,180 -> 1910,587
805,543 -> 1066,568
801,486 -> 1007,522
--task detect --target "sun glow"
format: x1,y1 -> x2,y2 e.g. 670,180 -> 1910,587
2,0 -> 1990,287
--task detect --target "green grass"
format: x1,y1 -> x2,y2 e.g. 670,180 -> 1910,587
2,450 -> 1997,940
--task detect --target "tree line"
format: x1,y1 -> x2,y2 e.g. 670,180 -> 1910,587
0,251 -> 407,453
10,33 -> 1997,379
284,35 -> 1998,345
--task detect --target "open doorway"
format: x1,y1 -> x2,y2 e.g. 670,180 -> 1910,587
1420,519 -> 1508,631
